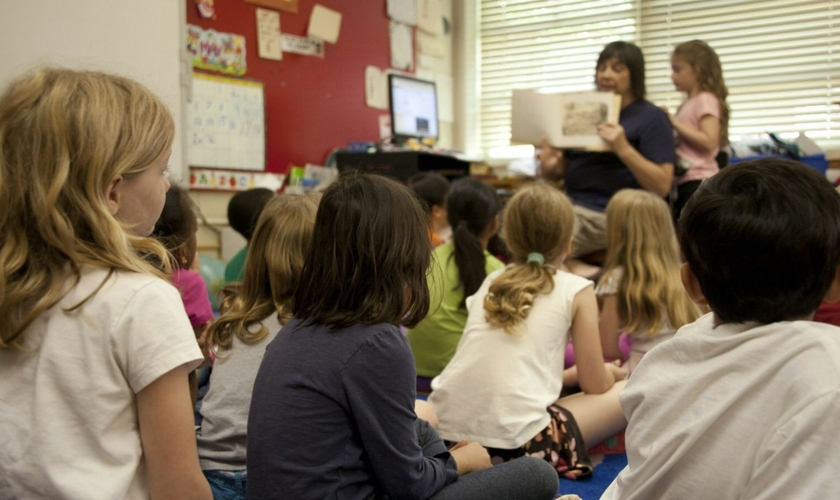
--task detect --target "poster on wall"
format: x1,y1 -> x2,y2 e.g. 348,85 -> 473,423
188,73 -> 266,171
256,8 -> 282,61
389,21 -> 413,72
186,24 -> 247,76
281,34 -> 324,57
190,168 -> 285,192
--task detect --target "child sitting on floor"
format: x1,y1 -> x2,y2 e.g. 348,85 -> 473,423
430,184 -> 627,480
602,158 -> 840,499
596,189 -> 699,373
408,171 -> 452,247
408,178 -> 504,388
247,172 -> 559,500
197,192 -> 319,499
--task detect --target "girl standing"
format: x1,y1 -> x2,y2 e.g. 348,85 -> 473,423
407,178 -> 503,386
247,173 -> 558,500
597,189 -> 700,374
666,39 -> 730,219
198,193 -> 319,499
430,184 -> 627,480
0,68 -> 209,499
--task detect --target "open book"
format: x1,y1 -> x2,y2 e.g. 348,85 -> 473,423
511,89 -> 621,151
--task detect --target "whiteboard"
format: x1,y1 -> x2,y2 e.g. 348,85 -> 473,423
188,73 -> 266,171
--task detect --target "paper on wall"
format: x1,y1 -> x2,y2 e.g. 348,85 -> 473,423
307,4 -> 342,44
417,0 -> 443,35
387,0 -> 417,26
365,66 -> 389,110
282,33 -> 324,57
389,21 -> 414,71
256,8 -> 282,61
417,31 -> 444,56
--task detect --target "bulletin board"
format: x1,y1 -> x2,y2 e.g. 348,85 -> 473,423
187,73 -> 266,171
186,0 -> 393,173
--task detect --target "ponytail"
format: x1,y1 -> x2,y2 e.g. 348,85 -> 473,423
483,184 -> 576,334
484,260 -> 555,335
446,179 -> 500,308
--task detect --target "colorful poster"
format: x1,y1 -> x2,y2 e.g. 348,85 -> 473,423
187,24 -> 247,76
189,168 -> 285,192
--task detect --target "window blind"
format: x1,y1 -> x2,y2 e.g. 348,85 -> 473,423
478,0 -> 839,156
641,0 -> 839,149
479,0 -> 637,155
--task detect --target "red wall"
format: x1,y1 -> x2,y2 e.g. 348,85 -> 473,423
186,1 -> 393,173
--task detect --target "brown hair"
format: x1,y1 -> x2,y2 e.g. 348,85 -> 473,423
484,185 -> 576,334
673,40 -> 730,146
293,172 -> 431,328
152,184 -> 199,269
206,193 -> 320,354
0,68 -> 174,350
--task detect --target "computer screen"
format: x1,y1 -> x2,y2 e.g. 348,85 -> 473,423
389,74 -> 439,141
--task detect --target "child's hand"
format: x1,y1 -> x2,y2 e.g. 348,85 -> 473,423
606,360 -> 628,382
449,441 -> 492,475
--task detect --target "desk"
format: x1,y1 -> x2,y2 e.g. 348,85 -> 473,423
335,151 -> 471,183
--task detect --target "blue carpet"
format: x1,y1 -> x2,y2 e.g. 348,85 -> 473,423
556,453 -> 626,499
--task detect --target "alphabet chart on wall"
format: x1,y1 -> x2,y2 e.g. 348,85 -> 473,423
188,73 -> 266,171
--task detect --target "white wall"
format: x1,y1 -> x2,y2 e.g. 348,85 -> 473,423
0,0 -> 187,179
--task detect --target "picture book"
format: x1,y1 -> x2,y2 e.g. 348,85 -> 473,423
511,89 -> 621,151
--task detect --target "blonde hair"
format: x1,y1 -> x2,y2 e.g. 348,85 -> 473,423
484,184 -> 575,334
601,189 -> 699,337
673,40 -> 730,146
206,192 -> 320,354
0,68 -> 175,350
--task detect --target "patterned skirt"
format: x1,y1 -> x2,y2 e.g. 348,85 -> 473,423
485,403 -> 593,480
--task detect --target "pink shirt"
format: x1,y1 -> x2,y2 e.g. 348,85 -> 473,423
171,268 -> 215,328
675,91 -> 721,185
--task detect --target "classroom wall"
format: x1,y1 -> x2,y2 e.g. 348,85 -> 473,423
188,0 -> 456,260
0,0 -> 187,180
186,0 -> 453,174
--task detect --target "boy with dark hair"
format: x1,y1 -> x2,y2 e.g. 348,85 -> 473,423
602,158 -> 840,499
224,187 -> 275,284
407,172 -> 451,247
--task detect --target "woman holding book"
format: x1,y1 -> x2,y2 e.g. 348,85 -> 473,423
540,41 -> 674,268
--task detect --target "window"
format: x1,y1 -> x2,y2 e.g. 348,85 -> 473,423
477,0 -> 839,157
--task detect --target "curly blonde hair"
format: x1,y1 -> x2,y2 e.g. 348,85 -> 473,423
484,184 -> 575,335
206,192 -> 319,354
601,190 -> 699,337
673,39 -> 730,146
0,68 -> 174,350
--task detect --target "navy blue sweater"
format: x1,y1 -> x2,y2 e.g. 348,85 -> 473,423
247,318 -> 458,500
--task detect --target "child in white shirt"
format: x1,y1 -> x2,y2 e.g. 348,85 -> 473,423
0,68 -> 209,500
602,158 -> 840,499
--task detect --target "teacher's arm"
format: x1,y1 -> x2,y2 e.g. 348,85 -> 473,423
598,122 -> 674,198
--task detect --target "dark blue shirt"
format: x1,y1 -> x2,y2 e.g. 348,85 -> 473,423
247,318 -> 458,500
565,99 -> 674,211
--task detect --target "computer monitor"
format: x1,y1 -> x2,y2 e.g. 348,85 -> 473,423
388,74 -> 439,142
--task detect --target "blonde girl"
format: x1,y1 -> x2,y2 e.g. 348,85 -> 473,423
597,189 -> 700,373
666,39 -> 730,219
431,184 -> 627,480
0,68 -> 209,499
197,192 -> 318,498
